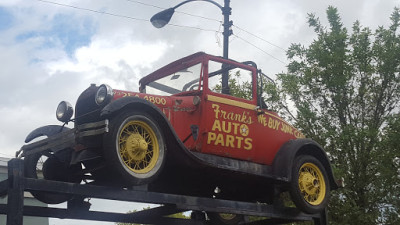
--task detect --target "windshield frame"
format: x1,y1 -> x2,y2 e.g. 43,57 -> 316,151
139,52 -> 206,94
139,52 -> 258,106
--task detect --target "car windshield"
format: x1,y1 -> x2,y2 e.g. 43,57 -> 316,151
144,63 -> 202,96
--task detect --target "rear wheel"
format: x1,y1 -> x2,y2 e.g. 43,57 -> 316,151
24,150 -> 82,204
104,110 -> 166,186
207,212 -> 244,225
289,155 -> 330,214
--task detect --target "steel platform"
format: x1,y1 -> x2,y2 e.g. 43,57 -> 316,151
0,158 -> 327,225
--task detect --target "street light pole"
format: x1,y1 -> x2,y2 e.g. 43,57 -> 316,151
221,0 -> 232,94
150,0 -> 232,94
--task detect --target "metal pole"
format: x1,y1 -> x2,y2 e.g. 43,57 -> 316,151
7,159 -> 24,225
221,0 -> 232,94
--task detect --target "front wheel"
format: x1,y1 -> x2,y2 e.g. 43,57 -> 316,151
104,110 -> 166,186
289,155 -> 330,214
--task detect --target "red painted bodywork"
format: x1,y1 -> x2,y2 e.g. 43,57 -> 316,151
112,52 -> 304,166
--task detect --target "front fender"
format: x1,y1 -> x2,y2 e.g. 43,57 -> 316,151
100,96 -> 163,119
25,125 -> 69,143
22,125 -> 73,163
272,138 -> 338,190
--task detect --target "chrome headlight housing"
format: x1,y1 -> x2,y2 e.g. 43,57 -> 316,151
56,101 -> 74,122
95,84 -> 113,105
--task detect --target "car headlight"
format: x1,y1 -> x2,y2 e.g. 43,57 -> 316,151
56,101 -> 74,122
95,84 -> 113,105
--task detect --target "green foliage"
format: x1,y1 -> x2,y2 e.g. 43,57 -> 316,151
276,6 -> 400,225
213,71 -> 253,100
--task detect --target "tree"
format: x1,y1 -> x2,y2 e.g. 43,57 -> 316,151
273,6 -> 400,225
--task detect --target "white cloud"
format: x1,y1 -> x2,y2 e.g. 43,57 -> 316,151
46,32 -> 171,90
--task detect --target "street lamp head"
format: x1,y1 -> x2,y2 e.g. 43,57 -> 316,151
150,8 -> 175,28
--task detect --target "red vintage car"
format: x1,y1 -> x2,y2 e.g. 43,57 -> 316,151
19,52 -> 337,217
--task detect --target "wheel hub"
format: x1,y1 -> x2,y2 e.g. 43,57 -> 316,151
299,172 -> 319,195
125,133 -> 148,161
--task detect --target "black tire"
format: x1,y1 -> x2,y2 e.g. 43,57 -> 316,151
207,212 -> 244,225
24,150 -> 81,204
289,155 -> 330,214
103,110 -> 166,186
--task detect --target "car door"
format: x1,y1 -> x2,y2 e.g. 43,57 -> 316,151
199,57 -> 258,162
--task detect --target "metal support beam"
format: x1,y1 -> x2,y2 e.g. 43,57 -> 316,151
0,158 -> 328,225
6,159 -> 24,225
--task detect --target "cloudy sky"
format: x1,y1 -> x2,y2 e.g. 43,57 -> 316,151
0,0 -> 399,224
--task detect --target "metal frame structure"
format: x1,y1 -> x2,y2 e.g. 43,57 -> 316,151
0,159 -> 328,225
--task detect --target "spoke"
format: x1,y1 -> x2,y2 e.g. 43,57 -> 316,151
133,125 -> 139,134
144,134 -> 150,143
122,129 -> 133,137
124,157 -> 131,165
138,162 -> 144,170
146,151 -> 153,157
133,162 -> 139,170
141,130 -> 147,139
119,136 -> 129,144
311,170 -> 317,177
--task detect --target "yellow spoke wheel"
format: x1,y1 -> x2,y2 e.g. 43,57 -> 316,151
298,163 -> 326,205
208,212 -> 244,225
118,120 -> 159,174
289,155 -> 330,214
104,111 -> 165,186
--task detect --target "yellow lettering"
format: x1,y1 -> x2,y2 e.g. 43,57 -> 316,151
149,96 -> 155,103
235,136 -> 244,148
258,114 -> 267,126
155,97 -> 161,104
226,135 -> 235,148
294,130 -> 305,138
207,132 -> 216,144
215,134 -> 225,146
212,120 -> 222,132
244,138 -> 253,150
221,121 -> 232,133
240,112 -> 247,123
227,112 -> 234,121
281,124 -> 294,135
221,111 -> 226,119
232,123 -> 240,135
212,104 -> 220,119
268,118 -> 280,130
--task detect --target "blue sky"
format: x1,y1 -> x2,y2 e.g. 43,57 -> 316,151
0,7 -> 13,30
15,13 -> 95,56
